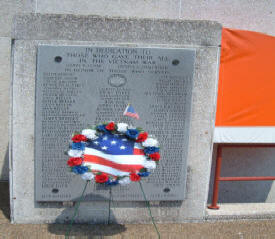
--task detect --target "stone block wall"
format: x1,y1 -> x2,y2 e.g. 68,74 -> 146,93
1,0 -> 275,207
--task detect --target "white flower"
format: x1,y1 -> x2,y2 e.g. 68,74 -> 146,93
144,160 -> 156,170
118,177 -> 131,185
142,138 -> 159,147
117,123 -> 128,133
68,149 -> 83,157
81,172 -> 94,181
82,129 -> 98,140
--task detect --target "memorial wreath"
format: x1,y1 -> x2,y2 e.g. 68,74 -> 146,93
65,105 -> 161,238
67,121 -> 161,185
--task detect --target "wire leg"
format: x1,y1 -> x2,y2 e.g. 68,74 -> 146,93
65,181 -> 89,239
138,181 -> 160,239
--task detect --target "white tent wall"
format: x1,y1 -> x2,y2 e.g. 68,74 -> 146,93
1,1 -> 275,207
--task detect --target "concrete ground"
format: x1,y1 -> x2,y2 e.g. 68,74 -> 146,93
1,182 -> 275,238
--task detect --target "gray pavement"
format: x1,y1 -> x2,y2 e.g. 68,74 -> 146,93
1,182 -> 275,238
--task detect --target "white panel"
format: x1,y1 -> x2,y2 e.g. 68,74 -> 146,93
214,127 -> 275,143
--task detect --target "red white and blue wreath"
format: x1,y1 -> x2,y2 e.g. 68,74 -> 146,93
67,122 -> 160,185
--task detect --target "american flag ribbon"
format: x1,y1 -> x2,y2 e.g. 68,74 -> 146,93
83,133 -> 147,176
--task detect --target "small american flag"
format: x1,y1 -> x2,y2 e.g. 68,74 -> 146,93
123,104 -> 139,119
83,133 -> 147,176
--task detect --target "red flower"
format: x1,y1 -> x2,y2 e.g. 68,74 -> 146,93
72,134 -> 87,142
105,122 -> 115,131
95,173 -> 109,183
67,157 -> 82,167
149,152 -> 160,161
130,173 -> 141,181
136,132 -> 148,142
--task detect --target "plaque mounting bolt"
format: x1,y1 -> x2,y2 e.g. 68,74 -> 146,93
54,56 -> 62,63
172,59 -> 180,65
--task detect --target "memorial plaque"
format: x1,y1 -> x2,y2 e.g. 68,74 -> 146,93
35,45 -> 195,201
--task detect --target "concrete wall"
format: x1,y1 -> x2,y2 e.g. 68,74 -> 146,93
10,15 -> 221,223
1,0 -> 275,207
0,0 -> 36,180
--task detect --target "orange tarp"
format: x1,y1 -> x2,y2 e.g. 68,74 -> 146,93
215,28 -> 275,126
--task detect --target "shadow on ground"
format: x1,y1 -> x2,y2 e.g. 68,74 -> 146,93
47,206 -> 127,238
48,223 -> 126,238
47,189 -> 126,238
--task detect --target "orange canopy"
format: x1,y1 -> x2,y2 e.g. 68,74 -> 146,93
215,28 -> 275,126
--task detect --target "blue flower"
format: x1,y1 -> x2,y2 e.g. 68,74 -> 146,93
105,180 -> 119,186
144,147 -> 159,155
72,165 -> 88,174
138,172 -> 151,177
126,128 -> 139,139
97,124 -> 108,133
71,142 -> 85,150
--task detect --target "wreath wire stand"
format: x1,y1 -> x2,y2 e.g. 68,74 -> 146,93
65,181 -> 160,239
65,118 -> 161,238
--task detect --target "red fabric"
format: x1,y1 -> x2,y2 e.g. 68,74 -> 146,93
216,28 -> 275,126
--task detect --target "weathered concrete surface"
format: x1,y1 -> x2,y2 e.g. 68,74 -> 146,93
2,182 -> 275,238
36,0 -> 180,19
13,14 -> 221,46
0,37 -> 11,181
10,14 -> 221,223
0,1 -> 35,180
34,0 -> 275,36
0,0 -> 35,37
180,0 -> 275,36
